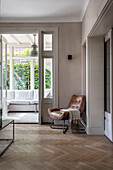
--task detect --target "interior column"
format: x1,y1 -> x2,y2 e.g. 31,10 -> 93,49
86,37 -> 104,135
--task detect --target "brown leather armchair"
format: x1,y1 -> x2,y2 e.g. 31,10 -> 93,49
48,95 -> 86,133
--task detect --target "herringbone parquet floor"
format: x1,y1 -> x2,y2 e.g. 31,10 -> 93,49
0,124 -> 113,170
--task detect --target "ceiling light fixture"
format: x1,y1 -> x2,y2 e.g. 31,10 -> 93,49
30,34 -> 38,57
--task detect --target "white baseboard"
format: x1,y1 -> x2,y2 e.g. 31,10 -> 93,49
86,127 -> 104,135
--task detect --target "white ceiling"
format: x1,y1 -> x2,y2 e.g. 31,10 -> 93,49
0,0 -> 89,22
3,34 -> 38,45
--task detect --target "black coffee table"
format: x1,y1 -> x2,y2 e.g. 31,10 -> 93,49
0,119 -> 14,156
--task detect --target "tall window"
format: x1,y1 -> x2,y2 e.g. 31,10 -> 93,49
43,33 -> 53,98
105,39 -> 110,113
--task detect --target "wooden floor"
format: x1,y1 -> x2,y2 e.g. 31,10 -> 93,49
0,124 -> 113,170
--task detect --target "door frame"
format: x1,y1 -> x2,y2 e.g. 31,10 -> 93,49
0,35 -> 8,118
38,28 -> 58,124
0,26 -> 58,124
104,29 -> 113,141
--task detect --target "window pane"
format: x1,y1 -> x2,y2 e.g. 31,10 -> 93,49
43,34 -> 52,51
3,43 -> 6,91
14,47 -> 31,57
14,60 -> 31,90
105,39 -> 110,113
7,60 -> 10,90
44,58 -> 53,98
34,60 -> 39,89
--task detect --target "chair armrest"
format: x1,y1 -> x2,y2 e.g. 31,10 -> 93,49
48,108 -> 69,120
48,108 -> 64,114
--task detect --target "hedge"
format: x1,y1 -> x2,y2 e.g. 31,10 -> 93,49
6,60 -> 51,90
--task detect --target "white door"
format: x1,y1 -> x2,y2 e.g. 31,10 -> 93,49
39,29 -> 58,123
0,35 -> 8,119
104,30 -> 113,141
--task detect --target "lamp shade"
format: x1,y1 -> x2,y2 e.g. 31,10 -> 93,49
30,43 -> 38,56
30,34 -> 38,57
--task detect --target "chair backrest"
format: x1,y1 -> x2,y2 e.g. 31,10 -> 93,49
67,95 -> 85,116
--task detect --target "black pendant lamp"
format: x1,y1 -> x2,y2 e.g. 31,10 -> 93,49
30,34 -> 38,57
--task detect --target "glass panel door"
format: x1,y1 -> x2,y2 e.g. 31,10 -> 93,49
40,32 -> 54,123
2,37 -> 7,119
0,35 -> 7,120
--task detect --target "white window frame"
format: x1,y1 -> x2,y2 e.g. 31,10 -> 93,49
39,28 -> 58,108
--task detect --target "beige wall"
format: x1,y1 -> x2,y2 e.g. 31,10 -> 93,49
82,0 -> 108,44
57,23 -> 82,107
0,22 -> 82,108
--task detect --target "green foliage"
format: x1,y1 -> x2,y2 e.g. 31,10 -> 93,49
45,66 -> 51,89
7,60 -> 10,89
7,60 -> 51,90
14,60 -> 31,90
7,52 -> 10,56
34,60 -> 39,89
14,48 -> 30,56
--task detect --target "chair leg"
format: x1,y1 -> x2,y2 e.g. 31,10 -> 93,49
50,119 -> 63,129
74,119 -> 86,132
80,119 -> 86,130
50,119 -> 54,128
63,120 -> 68,134
50,119 -> 68,134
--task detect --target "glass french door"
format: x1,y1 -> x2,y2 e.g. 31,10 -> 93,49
39,30 -> 58,124
0,35 -> 8,119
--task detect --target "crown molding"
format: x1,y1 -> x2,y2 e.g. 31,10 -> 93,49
80,0 -> 89,21
89,0 -> 113,37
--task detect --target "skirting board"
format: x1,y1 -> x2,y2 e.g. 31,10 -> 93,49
86,127 -> 104,135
